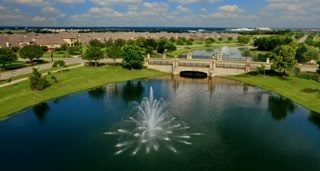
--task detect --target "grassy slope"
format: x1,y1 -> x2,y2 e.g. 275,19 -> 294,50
0,66 -> 168,119
227,75 -> 320,113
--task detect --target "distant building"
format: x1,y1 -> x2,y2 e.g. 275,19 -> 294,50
229,28 -> 255,32
256,27 -> 272,31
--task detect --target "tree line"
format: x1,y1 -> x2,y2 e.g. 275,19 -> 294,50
253,34 -> 320,75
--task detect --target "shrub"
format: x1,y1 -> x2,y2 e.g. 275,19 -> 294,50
29,68 -> 48,91
52,60 -> 66,68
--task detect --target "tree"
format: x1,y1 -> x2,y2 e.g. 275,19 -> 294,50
271,45 -> 297,74
169,37 -> 176,43
106,45 -> 123,66
0,48 -> 17,68
295,43 -> 308,63
186,38 -> 194,45
19,45 -> 44,63
242,49 -> 253,57
156,38 -> 176,53
121,45 -> 144,70
82,46 -> 104,67
11,46 -> 20,53
67,46 -> 81,55
55,44 -> 68,51
114,38 -> 126,47
302,46 -> 320,63
156,38 -> 168,53
237,36 -> 251,44
29,67 -> 48,91
254,36 -> 293,51
227,37 -> 233,41
89,39 -> 104,47
165,42 -> 177,52
143,38 -> 157,51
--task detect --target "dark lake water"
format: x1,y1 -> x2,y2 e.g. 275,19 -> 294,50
1,76 -> 320,171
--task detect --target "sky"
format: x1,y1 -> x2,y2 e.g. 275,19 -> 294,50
0,0 -> 319,28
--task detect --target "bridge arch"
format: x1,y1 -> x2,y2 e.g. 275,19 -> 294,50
180,71 -> 208,78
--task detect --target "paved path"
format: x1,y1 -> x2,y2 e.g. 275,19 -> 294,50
0,64 -> 84,88
0,58 -> 84,80
0,58 -> 123,88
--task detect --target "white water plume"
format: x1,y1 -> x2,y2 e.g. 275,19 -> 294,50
104,87 -> 202,156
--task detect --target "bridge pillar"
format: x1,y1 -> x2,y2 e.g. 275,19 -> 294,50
147,53 -> 150,59
245,63 -> 250,73
187,52 -> 192,59
172,59 -> 179,75
209,60 -> 216,77
163,54 -> 166,59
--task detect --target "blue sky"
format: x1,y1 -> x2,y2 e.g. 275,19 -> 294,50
0,0 -> 319,28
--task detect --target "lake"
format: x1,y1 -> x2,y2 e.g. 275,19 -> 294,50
0,76 -> 319,171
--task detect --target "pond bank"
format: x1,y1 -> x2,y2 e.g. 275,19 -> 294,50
0,66 -> 168,120
226,75 -> 320,114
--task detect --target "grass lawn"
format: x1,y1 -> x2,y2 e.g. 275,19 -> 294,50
0,66 -> 168,120
227,75 -> 320,113
0,63 -> 81,85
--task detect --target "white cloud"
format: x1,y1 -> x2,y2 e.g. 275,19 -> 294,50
54,0 -> 85,3
89,7 -> 123,17
42,6 -> 59,13
217,5 -> 244,13
176,5 -> 192,13
42,6 -> 66,18
32,16 -> 46,22
169,0 -> 220,4
201,8 -> 207,12
257,0 -> 320,27
5,0 -> 49,6
91,0 -> 142,6
142,2 -> 169,16
0,6 -> 6,11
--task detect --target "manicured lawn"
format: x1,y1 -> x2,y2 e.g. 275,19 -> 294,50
227,75 -> 320,113
0,63 -> 80,85
0,66 -> 168,120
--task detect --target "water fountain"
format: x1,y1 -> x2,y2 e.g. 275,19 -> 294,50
104,87 -> 202,156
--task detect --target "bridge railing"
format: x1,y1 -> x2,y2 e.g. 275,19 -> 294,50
216,63 -> 246,69
147,59 -> 269,70
148,60 -> 172,65
178,61 -> 210,68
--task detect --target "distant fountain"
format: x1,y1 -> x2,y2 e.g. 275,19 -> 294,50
104,88 -> 202,156
221,46 -> 230,56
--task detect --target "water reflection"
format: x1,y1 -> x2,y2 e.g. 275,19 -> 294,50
122,81 -> 145,102
309,111 -> 320,129
88,87 -> 106,100
268,95 -> 295,121
33,102 -> 50,122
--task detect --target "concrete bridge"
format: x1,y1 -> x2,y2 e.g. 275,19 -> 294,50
146,58 -> 271,77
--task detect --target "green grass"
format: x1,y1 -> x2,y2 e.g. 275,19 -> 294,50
0,61 -> 27,70
0,30 -> 26,34
42,52 -> 68,58
227,75 -> 320,113
0,66 -> 168,119
0,63 -> 81,85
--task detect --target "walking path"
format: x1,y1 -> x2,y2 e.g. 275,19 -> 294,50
0,64 -> 84,88
0,58 -> 84,80
0,58 -> 123,88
